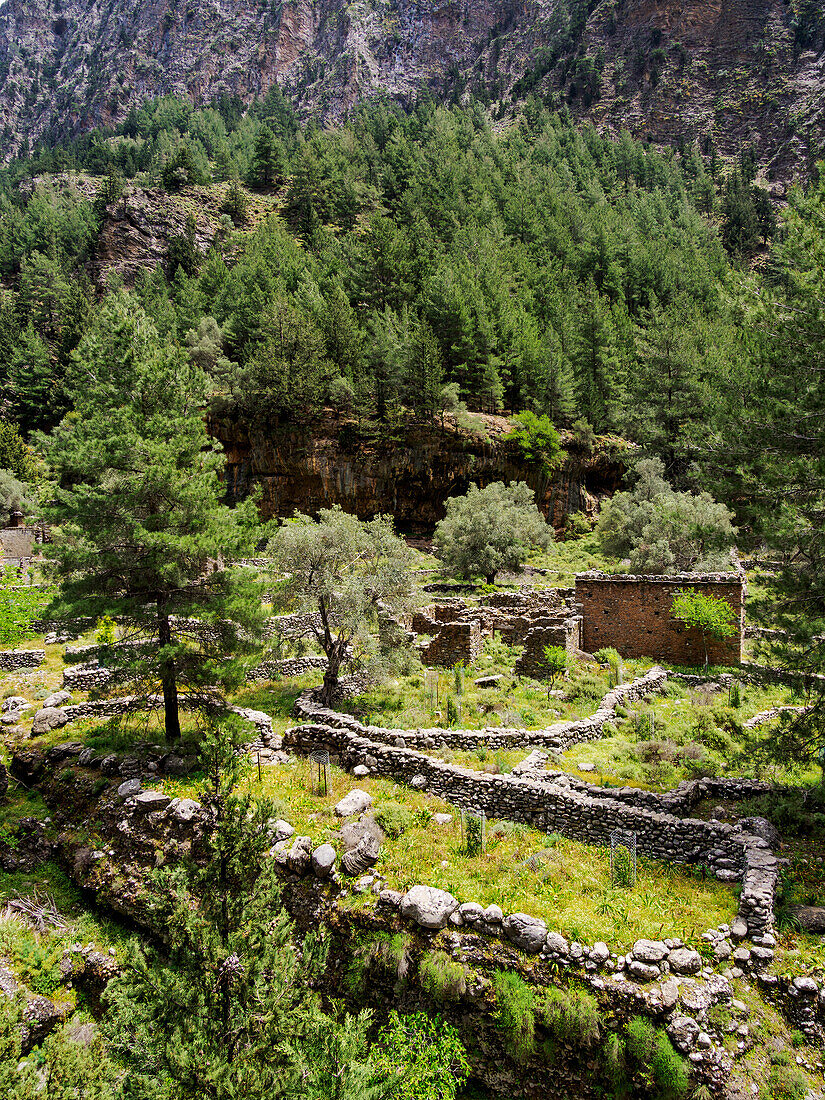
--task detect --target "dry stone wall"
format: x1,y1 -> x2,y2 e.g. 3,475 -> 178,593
0,648 -> 44,671
576,572 -> 746,665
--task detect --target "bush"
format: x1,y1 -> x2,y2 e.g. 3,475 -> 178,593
372,1011 -> 469,1100
492,970 -> 535,1060
375,801 -> 417,840
505,411 -> 565,472
419,951 -> 467,1002
623,1017 -> 689,1100
537,986 -> 601,1048
346,932 -> 410,993
764,1066 -> 810,1100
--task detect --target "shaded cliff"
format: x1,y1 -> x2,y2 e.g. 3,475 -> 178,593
1,0 -> 824,181
211,413 -> 628,532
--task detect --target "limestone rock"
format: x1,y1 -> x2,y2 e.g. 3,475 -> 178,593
667,948 -> 701,975
791,906 -> 825,933
352,764 -> 370,777
31,707 -> 69,735
311,843 -> 336,878
737,816 -> 780,847
2,696 -> 27,713
545,931 -> 569,955
632,939 -> 669,964
334,789 -> 373,817
483,904 -> 503,924
459,902 -> 484,923
668,1015 -> 700,1052
341,833 -> 380,876
169,797 -> 201,823
132,790 -> 171,814
42,690 -> 71,709
410,774 -> 427,789
628,960 -> 660,983
503,913 -> 547,954
286,835 -> 312,875
272,819 -> 295,842
117,778 -> 141,800
400,885 -> 459,930
378,889 -> 404,909
591,942 -> 610,966
433,813 -> 453,825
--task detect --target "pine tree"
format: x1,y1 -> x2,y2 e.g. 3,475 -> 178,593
44,294 -> 265,743
104,720 -> 383,1099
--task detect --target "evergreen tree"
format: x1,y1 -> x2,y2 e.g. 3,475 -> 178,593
44,294 -> 265,743
104,720 -> 383,1099
571,280 -> 623,431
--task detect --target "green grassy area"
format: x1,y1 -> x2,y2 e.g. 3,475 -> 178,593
157,759 -> 737,951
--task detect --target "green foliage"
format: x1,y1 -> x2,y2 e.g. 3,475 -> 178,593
492,969 -> 535,1061
537,986 -> 602,1048
505,412 -> 565,472
374,801 -> 417,839
597,459 -> 736,573
94,615 -> 117,647
43,294 -> 266,742
371,1011 -> 469,1100
0,420 -> 36,481
671,589 -> 738,668
434,481 -> 550,584
606,1016 -> 689,1100
0,468 -> 33,525
763,1065 -> 810,1100
267,506 -> 416,702
418,950 -> 467,1002
0,566 -> 51,644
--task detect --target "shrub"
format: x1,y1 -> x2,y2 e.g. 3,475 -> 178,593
419,951 -> 467,1002
346,932 -> 411,993
492,969 -> 535,1060
537,986 -> 601,1048
764,1066 -> 810,1100
372,1011 -> 469,1100
623,1017 -> 689,1100
375,801 -> 417,840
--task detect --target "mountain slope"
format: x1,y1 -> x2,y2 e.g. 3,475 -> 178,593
1,0 -> 824,180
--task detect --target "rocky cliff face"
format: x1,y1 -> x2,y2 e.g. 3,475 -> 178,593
211,413 -> 627,532
1,0 -> 823,181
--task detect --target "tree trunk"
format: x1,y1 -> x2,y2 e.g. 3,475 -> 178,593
321,653 -> 342,706
158,603 -> 181,744
486,572 -> 496,585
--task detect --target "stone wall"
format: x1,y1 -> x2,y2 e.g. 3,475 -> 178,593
419,619 -> 483,667
0,648 -> 44,671
576,572 -> 746,665
514,618 -> 582,678
0,527 -> 36,564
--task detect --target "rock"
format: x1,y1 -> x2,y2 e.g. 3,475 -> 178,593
42,690 -> 71,710
714,941 -> 732,959
161,753 -> 195,776
697,1032 -> 712,1050
334,789 -> 373,817
791,906 -> 825,933
793,976 -> 819,995
311,843 -> 336,878
352,764 -> 370,777
668,1015 -> 700,1052
22,994 -> 66,1052
730,918 -> 748,939
117,778 -> 141,800
545,931 -> 569,955
732,947 -> 751,966
378,889 -> 404,909
667,948 -> 702,975
591,942 -> 610,966
400,885 -> 459,930
31,707 -> 69,735
169,797 -> 200,823
132,790 -> 171,815
628,960 -> 660,983
737,816 -> 780,847
341,833 -> 380,876
577,762 -> 596,772
273,819 -> 295,842
433,813 -> 453,825
474,675 -> 503,687
661,980 -> 680,1010
503,913 -> 547,954
286,835 -> 312,875
2,696 -> 27,713
483,904 -> 503,924
632,939 -> 669,964
459,902 -> 484,923
340,818 -> 385,851
410,774 -> 427,789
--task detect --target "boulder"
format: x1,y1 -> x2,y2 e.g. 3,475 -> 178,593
132,790 -> 171,815
400,885 -> 459,930
31,707 -> 69,735
737,816 -> 780,847
272,819 -> 295,842
667,1016 -> 700,1052
378,889 -> 404,909
661,980 -> 680,1010
410,774 -> 427,789
42,690 -> 71,710
334,789 -> 373,817
632,939 -> 669,964
458,902 -> 484,923
503,913 -> 547,954
311,844 -> 336,878
117,779 -> 141,800
169,797 -> 201,823
483,904 -> 504,924
341,833 -> 380,876
667,948 -> 702,975
433,813 -> 453,825
791,906 -> 825,934
627,960 -> 660,983
545,931 -> 569,955
730,918 -> 748,939
286,835 -> 312,875
2,696 -> 27,713
352,764 -> 370,777
591,942 -> 610,966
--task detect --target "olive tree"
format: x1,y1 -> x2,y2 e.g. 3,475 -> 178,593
267,507 -> 417,703
433,481 -> 550,584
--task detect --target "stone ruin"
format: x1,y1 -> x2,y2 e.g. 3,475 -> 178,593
412,589 -> 582,674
